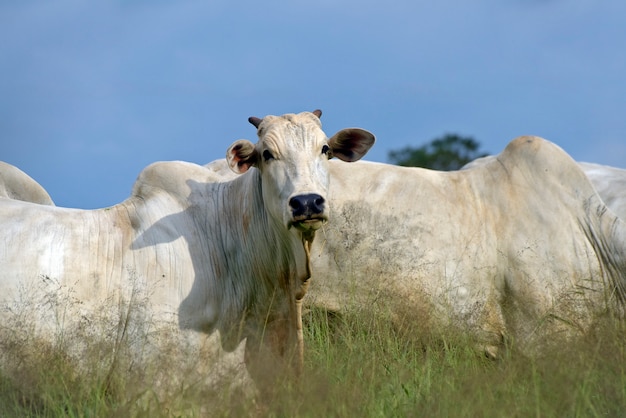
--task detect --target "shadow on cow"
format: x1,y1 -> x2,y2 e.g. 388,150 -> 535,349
127,110 -> 375,384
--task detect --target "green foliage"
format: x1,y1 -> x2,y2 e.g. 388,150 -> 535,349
388,133 -> 489,170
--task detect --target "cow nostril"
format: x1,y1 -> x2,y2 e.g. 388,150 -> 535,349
289,197 -> 303,212
290,194 -> 325,217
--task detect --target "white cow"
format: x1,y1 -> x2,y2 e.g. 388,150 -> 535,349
0,161 -> 54,205
0,110 -> 374,391
578,162 -> 626,220
463,155 -> 626,219
303,136 -> 626,358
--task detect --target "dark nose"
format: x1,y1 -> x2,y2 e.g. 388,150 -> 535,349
289,194 -> 325,218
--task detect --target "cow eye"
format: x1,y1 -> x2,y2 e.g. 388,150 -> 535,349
263,150 -> 275,162
321,145 -> 330,156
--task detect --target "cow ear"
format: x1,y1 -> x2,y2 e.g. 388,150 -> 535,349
227,140 -> 259,174
328,128 -> 376,162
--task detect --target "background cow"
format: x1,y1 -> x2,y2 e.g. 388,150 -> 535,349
0,111 -> 374,394
304,136 -> 626,358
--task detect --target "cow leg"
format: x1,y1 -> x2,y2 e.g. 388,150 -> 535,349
478,292 -> 507,359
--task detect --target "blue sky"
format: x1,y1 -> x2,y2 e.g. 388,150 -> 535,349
2,0 -> 625,209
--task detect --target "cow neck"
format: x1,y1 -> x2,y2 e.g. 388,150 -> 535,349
214,169 -> 311,340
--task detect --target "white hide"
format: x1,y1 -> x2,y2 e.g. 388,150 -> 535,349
306,136 -> 626,357
0,161 -> 54,205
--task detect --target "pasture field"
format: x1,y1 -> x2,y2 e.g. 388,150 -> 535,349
1,296 -> 625,417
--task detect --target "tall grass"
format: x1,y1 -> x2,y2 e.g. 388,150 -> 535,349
297,306 -> 626,418
1,295 -> 625,417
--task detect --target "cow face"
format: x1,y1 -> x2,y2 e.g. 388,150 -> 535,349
226,110 -> 375,232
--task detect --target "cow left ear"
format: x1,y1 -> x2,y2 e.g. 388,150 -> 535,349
227,140 -> 259,174
328,128 -> 376,162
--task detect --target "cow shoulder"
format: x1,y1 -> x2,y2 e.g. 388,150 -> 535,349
131,161 -> 222,203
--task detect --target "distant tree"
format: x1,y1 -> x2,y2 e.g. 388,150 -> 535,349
388,134 -> 489,171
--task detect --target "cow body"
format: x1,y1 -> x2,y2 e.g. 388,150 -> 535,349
307,136 -> 626,357
0,111 -> 374,390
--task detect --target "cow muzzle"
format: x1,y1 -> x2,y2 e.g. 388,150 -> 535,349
289,193 -> 327,231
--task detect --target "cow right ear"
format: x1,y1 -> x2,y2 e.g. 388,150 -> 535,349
227,140 -> 259,174
328,128 -> 376,162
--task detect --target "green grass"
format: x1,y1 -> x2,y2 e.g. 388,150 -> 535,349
295,306 -> 626,418
1,299 -> 625,417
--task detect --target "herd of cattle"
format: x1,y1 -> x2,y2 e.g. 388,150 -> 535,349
1,110 -> 626,392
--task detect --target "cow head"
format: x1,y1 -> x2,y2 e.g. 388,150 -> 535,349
226,110 -> 374,236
